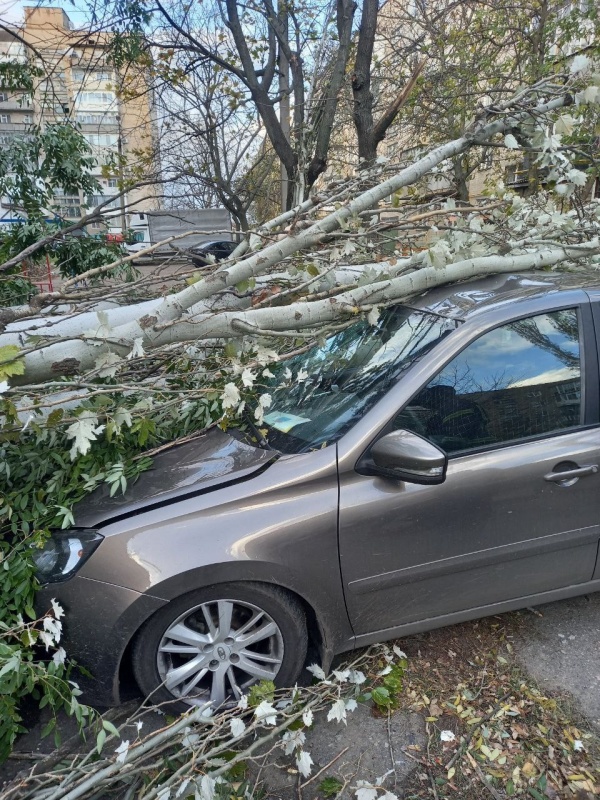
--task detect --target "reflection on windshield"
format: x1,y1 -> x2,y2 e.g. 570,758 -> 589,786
264,306 -> 459,453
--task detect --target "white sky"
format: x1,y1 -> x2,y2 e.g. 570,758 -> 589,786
0,1 -> 92,27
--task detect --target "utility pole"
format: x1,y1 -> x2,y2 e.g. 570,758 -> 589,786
278,0 -> 290,213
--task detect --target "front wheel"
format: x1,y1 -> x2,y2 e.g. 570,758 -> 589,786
132,582 -> 308,710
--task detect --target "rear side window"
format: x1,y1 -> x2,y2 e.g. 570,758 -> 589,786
395,309 -> 582,454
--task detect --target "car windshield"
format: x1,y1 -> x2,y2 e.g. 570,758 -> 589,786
263,305 -> 459,453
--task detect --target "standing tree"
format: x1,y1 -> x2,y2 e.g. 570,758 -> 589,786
156,59 -> 277,231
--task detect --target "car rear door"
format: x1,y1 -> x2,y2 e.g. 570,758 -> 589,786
338,300 -> 600,637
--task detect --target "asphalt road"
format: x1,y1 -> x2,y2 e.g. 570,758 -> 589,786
515,593 -> 600,731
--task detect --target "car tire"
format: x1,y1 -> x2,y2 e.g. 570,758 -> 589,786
131,582 -> 308,711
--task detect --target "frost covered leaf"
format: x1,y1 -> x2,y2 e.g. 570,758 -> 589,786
241,368 -> 256,388
392,646 -> 407,659
127,337 -> 145,360
254,700 -> 277,725
345,698 -> 358,712
182,730 -> 200,748
198,774 -> 216,800
50,599 -> 65,620
113,408 -> 133,430
0,380 -> 10,394
349,669 -> 366,684
94,351 -> 122,378
367,306 -> 380,326
504,134 -> 519,149
230,718 -> 246,738
115,739 -> 130,764
66,411 -> 105,459
297,369 -> 308,382
580,85 -> 600,104
255,346 -> 279,365
306,663 -> 326,680
570,54 -> 590,74
237,695 -> 248,710
573,739 -> 584,751
425,240 -> 452,269
52,646 -> 66,666
342,240 -> 357,256
567,169 -> 588,187
282,729 -> 306,755
380,793 -> 398,800
440,730 -> 456,742
302,708 -> 314,727
221,382 -> 240,410
176,781 -> 191,798
157,787 -> 171,800
554,115 -> 576,136
378,665 -> 392,676
296,750 -> 313,777
355,782 -> 378,800
254,393 -> 272,424
333,669 -> 350,682
327,698 -> 347,724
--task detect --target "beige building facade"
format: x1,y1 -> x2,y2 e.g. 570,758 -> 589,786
0,7 -> 158,232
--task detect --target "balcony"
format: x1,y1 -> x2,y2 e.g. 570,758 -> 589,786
0,121 -> 31,131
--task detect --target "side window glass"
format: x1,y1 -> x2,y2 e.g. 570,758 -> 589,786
394,309 -> 582,454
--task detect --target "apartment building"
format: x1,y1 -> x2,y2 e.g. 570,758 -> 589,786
0,6 -> 158,232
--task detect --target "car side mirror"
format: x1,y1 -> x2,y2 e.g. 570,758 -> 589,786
359,429 -> 447,485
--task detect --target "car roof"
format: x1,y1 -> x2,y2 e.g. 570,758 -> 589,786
404,270 -> 600,321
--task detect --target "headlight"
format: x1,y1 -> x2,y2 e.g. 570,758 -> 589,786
32,529 -> 103,584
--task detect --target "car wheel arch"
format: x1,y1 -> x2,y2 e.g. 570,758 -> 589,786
118,567 -> 337,702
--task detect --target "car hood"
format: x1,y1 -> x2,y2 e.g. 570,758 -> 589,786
74,428 -> 277,528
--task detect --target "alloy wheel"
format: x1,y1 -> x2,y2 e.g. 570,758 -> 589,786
156,598 -> 285,706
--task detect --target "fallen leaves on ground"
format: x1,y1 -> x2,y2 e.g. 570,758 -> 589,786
395,613 -> 599,800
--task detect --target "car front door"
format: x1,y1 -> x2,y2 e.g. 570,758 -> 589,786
339,303 -> 600,637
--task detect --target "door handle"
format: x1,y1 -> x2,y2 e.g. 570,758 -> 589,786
544,464 -> 599,484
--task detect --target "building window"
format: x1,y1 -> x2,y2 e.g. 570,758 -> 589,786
0,114 -> 11,123
84,133 -> 118,148
86,194 -> 119,209
23,114 -> 32,124
0,92 -> 8,102
76,111 -> 118,125
107,178 -> 119,188
76,91 -> 116,109
557,0 -> 591,19
72,69 -> 113,83
0,132 -> 24,145
53,193 -> 82,218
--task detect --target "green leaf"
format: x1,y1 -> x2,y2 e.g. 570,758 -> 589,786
318,777 -> 344,797
372,686 -> 391,708
102,719 -> 120,737
40,717 -> 56,739
0,346 -> 25,380
96,728 -> 106,754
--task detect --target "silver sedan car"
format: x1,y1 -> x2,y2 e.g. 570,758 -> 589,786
36,271 -> 600,709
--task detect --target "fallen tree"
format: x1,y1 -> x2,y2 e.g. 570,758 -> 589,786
3,75 -> 600,386
1,69 -> 600,758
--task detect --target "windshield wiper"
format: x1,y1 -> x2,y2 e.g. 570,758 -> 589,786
243,410 -> 274,450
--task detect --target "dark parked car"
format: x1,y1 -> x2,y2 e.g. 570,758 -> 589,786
190,240 -> 237,268
36,271 -> 600,709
